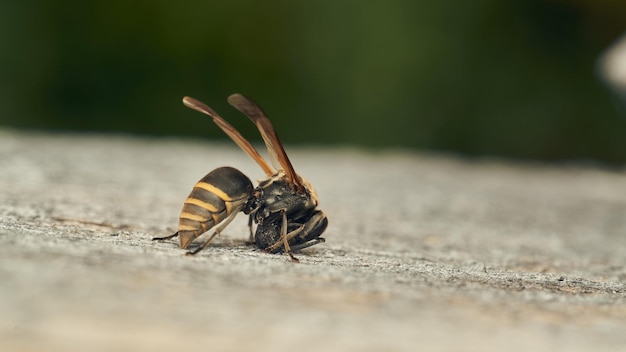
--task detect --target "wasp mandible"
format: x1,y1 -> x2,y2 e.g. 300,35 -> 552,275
153,94 -> 328,262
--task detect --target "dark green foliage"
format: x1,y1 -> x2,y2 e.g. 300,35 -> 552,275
1,0 -> 626,162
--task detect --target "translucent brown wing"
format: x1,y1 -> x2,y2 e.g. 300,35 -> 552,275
227,93 -> 305,193
182,96 -> 274,177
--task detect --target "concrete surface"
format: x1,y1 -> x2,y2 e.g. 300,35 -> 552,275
0,129 -> 625,352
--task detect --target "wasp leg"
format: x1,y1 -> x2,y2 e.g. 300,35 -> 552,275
281,210 -> 300,263
186,205 -> 243,256
262,211 -> 304,263
246,215 -> 255,245
266,210 -> 328,255
265,210 -> 299,262
290,238 -> 325,252
264,224 -> 305,253
152,231 -> 179,242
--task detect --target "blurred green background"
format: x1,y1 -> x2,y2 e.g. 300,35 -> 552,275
2,0 -> 626,163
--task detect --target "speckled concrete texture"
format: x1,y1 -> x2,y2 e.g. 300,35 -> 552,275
1,129 -> 625,351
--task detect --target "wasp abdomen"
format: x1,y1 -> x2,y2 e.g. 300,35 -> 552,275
178,166 -> 253,249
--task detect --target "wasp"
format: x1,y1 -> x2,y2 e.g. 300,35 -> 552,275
153,94 -> 328,262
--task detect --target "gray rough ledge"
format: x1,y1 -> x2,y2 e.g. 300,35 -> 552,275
0,129 -> 625,352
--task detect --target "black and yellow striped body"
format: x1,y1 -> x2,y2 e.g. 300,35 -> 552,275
177,166 -> 253,249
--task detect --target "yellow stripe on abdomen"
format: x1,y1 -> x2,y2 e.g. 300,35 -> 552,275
184,197 -> 220,212
180,211 -> 207,222
195,182 -> 232,201
178,224 -> 199,231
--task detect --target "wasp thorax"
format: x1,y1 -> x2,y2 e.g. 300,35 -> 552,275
245,177 -> 317,226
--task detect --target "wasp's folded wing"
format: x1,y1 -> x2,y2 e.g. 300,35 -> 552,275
227,93 -> 305,193
182,96 -> 274,177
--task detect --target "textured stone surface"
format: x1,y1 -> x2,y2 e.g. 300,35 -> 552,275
1,129 -> 625,351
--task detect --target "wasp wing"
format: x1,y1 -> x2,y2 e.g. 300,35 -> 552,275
227,93 -> 305,193
182,96 -> 274,177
